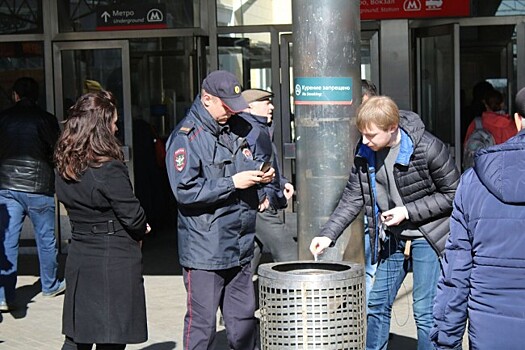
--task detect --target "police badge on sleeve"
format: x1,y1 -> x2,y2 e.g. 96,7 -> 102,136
174,148 -> 186,172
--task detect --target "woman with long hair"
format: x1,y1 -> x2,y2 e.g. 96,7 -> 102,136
55,90 -> 149,350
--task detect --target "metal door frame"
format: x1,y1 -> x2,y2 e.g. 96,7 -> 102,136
279,33 -> 293,187
53,40 -> 132,173
415,23 -> 461,169
413,16 -> 525,169
53,41 -> 131,143
52,40 -> 132,253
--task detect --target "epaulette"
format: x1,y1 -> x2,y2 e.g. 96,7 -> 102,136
178,121 -> 195,135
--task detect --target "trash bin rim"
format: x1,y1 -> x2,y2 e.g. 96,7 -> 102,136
257,260 -> 363,282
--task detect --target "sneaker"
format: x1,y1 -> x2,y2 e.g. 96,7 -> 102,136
42,280 -> 66,298
0,301 -> 13,312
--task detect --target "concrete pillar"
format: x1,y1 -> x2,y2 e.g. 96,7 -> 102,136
293,0 -> 364,262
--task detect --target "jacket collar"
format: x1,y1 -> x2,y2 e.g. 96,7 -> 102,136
239,111 -> 268,126
356,128 -> 413,167
395,128 -> 414,166
190,94 -> 223,136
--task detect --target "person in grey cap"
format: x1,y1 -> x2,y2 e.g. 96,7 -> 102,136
165,70 -> 274,350
431,87 -> 525,350
238,89 -> 297,275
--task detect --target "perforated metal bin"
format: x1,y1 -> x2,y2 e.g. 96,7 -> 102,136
258,261 -> 365,350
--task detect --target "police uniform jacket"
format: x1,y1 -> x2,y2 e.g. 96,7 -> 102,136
166,97 -> 260,270
319,111 -> 460,264
56,160 -> 148,344
238,111 -> 289,210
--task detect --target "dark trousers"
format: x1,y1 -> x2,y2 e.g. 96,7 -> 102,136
251,208 -> 297,274
62,336 -> 126,350
183,264 -> 257,350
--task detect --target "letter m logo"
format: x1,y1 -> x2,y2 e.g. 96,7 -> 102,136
147,9 -> 163,22
403,0 -> 421,11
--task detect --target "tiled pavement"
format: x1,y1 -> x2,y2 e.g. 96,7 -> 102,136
0,228 -> 466,349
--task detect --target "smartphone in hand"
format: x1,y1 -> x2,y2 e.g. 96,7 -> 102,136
260,161 -> 272,173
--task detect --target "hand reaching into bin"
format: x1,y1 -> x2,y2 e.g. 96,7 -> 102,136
309,236 -> 333,260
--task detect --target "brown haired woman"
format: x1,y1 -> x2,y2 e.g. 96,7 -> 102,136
55,90 -> 150,350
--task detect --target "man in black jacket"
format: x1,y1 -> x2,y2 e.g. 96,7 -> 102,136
310,96 -> 459,350
0,77 -> 64,312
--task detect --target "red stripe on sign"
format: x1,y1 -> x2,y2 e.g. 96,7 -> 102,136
294,100 -> 354,105
361,0 -> 470,20
96,23 -> 168,31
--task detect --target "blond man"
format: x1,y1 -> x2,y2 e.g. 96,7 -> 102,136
310,96 -> 459,350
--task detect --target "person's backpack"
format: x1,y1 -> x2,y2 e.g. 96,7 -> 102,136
462,117 -> 495,170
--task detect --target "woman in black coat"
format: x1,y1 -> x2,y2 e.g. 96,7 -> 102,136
54,91 -> 149,350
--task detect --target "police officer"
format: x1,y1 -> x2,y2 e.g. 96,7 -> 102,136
166,70 -> 274,350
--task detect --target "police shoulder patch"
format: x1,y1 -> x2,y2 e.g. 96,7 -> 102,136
174,148 -> 187,172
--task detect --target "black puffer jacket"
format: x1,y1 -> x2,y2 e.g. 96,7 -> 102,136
320,111 -> 460,263
0,98 -> 60,195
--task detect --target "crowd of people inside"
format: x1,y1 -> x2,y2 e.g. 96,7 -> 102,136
2,72 -> 525,349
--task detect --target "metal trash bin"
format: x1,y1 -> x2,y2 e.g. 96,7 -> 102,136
258,261 -> 365,350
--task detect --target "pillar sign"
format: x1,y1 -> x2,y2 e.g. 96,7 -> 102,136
97,4 -> 167,31
295,77 -> 353,105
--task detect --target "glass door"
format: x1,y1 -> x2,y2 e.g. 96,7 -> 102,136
53,40 -> 132,252
459,23 -> 519,136
278,33 -> 294,194
53,41 -> 131,155
415,24 -> 460,169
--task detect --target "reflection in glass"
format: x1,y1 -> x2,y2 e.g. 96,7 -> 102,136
57,0 -> 200,32
129,37 -> 195,138
0,1 -> 42,34
217,0 -> 291,26
420,35 -> 454,145
0,42 -> 45,111
60,49 -> 125,142
218,33 -> 272,90
495,1 -> 525,16
460,25 -> 516,118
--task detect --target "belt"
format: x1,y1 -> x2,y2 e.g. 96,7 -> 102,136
71,220 -> 123,234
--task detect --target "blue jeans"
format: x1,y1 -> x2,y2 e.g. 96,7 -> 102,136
0,189 -> 60,303
366,236 -> 440,350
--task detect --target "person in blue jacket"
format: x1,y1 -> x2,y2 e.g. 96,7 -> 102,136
165,70 -> 274,350
237,89 -> 296,274
310,96 -> 459,350
431,87 -> 525,350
